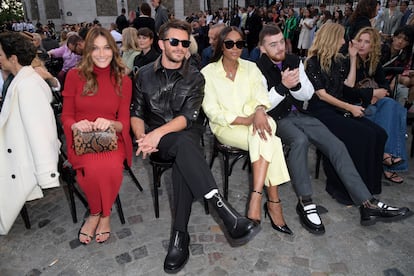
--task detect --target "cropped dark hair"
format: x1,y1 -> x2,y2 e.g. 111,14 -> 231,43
259,23 -> 282,46
0,32 -> 36,66
137,27 -> 154,39
140,3 -> 151,17
158,20 -> 191,40
211,26 -> 244,63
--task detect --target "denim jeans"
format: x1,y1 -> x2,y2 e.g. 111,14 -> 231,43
365,97 -> 408,172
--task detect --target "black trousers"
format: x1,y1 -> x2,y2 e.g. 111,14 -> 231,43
157,129 -> 216,232
314,108 -> 387,202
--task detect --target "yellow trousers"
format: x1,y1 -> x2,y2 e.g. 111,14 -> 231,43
213,117 -> 290,186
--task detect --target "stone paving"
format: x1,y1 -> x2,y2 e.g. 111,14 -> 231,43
1,131 -> 414,276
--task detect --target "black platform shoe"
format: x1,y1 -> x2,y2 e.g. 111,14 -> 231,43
209,193 -> 261,246
263,200 -> 293,235
360,198 -> 413,226
164,230 -> 190,274
296,201 -> 325,235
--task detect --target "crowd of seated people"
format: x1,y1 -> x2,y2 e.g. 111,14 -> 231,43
1,1 -> 414,273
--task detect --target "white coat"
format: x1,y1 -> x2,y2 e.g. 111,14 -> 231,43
0,66 -> 61,235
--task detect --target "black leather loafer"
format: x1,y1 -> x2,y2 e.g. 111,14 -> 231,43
296,202 -> 325,235
164,230 -> 190,274
360,199 -> 413,226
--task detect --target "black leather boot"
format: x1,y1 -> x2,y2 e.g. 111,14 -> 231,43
209,192 -> 260,246
163,230 -> 190,274
360,198 -> 412,226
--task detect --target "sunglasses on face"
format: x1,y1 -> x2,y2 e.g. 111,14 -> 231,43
224,40 -> 245,49
162,38 -> 191,48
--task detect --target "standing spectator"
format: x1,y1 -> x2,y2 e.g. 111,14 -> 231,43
333,10 -> 344,25
61,27 -> 132,244
244,5 -> 263,53
283,8 -> 297,54
151,0 -> 169,34
297,9 -> 313,57
379,0 -> 403,39
400,1 -> 412,27
116,8 -> 130,33
132,2 -> 155,34
239,7 -> 248,30
109,23 -> 123,49
0,32 -> 60,235
348,0 -> 380,41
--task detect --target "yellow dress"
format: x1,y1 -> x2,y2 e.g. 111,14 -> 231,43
201,58 -> 290,186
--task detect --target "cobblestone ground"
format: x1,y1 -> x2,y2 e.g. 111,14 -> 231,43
1,131 -> 413,276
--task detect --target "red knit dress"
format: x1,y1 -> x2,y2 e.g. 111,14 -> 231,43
61,65 -> 132,216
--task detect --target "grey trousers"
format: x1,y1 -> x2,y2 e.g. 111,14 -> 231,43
275,112 -> 372,205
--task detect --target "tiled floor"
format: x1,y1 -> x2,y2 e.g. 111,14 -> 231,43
1,131 -> 414,275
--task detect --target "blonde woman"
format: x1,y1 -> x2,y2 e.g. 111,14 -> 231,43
305,23 -> 386,204
353,27 -> 408,183
121,27 -> 141,75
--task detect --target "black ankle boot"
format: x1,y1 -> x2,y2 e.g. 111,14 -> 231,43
209,193 -> 260,246
163,230 -> 190,274
360,198 -> 412,226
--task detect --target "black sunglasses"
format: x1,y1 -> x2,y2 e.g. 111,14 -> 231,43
162,38 -> 191,48
224,40 -> 245,49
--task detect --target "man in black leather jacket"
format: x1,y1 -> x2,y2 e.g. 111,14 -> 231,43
130,20 -> 259,274
256,24 -> 411,236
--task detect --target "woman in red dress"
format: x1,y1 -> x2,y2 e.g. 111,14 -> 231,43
61,27 -> 132,244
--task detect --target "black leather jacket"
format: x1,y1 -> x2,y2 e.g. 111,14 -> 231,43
131,56 -> 205,131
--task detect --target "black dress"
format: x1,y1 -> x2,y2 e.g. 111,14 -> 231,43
305,56 -> 387,204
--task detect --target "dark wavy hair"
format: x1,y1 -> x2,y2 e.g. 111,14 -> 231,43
78,27 -> 126,96
350,0 -> 378,23
0,32 -> 36,66
210,26 -> 244,63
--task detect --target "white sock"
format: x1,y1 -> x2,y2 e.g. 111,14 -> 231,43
204,189 -> 219,199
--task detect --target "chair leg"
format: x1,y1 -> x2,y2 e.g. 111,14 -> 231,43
203,199 -> 209,214
115,195 -> 125,224
66,173 -> 78,223
209,143 -> 218,168
152,165 -> 160,218
123,160 -> 143,192
315,149 -> 322,179
223,152 -> 230,200
20,205 -> 31,229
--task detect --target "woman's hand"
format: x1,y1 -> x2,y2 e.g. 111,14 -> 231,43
253,107 -> 271,141
71,119 -> 94,132
348,104 -> 365,117
94,117 -> 113,131
348,40 -> 359,58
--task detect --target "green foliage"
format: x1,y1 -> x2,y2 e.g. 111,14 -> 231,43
0,0 -> 24,25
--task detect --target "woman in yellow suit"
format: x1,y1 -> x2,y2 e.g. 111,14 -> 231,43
202,26 -> 292,235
